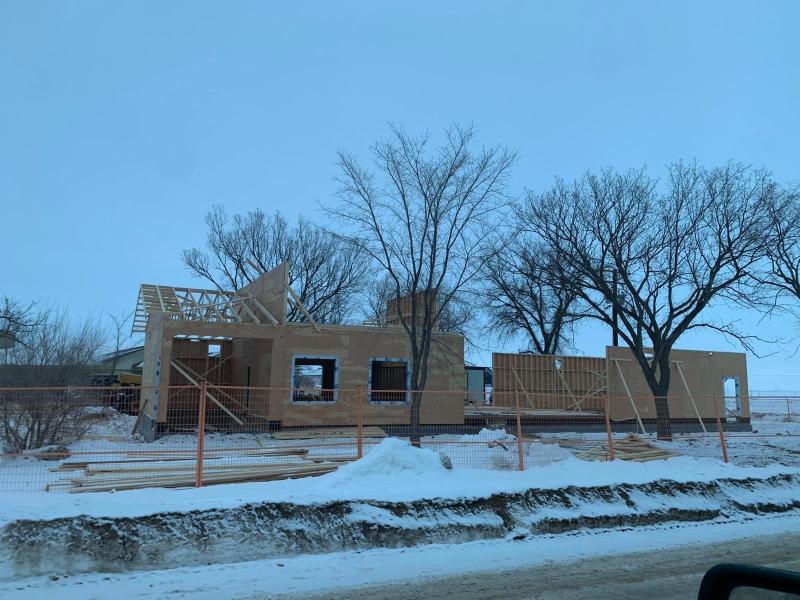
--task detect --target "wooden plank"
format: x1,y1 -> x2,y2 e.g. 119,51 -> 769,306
131,398 -> 150,436
510,365 -> 535,409
169,359 -> 245,425
672,360 -> 708,434
611,358 -> 647,435
237,298 -> 262,325
248,295 -> 279,326
271,426 -> 387,440
287,285 -> 321,333
68,464 -> 340,493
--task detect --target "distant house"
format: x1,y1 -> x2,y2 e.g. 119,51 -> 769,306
90,346 -> 144,386
0,345 -> 144,388
96,346 -> 144,376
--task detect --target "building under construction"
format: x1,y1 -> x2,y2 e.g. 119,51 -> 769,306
487,347 -> 749,432
134,263 -> 465,440
134,262 -> 750,439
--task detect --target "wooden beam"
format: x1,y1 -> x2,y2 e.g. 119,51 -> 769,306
566,385 -> 608,410
553,358 -> 581,411
610,358 -> 647,435
510,364 -> 535,409
247,295 -> 279,325
236,297 -> 262,325
672,360 -> 708,433
155,285 -> 167,312
287,285 -> 320,333
171,357 -> 250,415
169,359 -> 244,426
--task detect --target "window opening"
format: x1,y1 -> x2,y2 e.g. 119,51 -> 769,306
292,356 -> 337,402
370,359 -> 409,402
723,377 -> 741,418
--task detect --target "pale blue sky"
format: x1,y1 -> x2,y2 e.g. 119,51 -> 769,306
2,1 -> 799,388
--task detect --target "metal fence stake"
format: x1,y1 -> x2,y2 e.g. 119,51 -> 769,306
195,380 -> 207,487
357,386 -> 364,459
605,396 -> 616,461
514,389 -> 525,471
713,395 -> 729,464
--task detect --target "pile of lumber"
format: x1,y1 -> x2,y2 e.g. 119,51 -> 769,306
573,434 -> 677,462
271,426 -> 387,440
46,447 -> 356,493
465,406 -> 602,417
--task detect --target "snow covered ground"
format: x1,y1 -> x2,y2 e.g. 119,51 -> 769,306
1,436 -> 797,526
2,412 -> 800,596
1,398 -> 800,494
4,512 -> 800,600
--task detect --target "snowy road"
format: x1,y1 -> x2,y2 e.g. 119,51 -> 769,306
282,531 -> 800,600
5,513 -> 800,599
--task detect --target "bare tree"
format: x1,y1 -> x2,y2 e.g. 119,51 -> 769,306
362,274 -> 476,342
0,297 -> 40,349
482,238 -> 583,355
0,307 -> 106,387
183,208 -> 369,324
332,124 -> 516,444
761,187 -> 800,313
107,311 -> 134,378
0,306 -> 107,451
524,162 -> 776,439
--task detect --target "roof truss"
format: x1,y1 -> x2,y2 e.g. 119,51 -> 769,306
133,284 -> 278,333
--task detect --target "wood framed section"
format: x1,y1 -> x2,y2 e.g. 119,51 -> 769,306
138,263 -> 466,435
491,353 -> 607,412
606,347 -> 750,422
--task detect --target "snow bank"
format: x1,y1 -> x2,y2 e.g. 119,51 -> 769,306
0,451 -> 797,525
459,428 -> 515,443
3,471 -> 800,579
326,438 -> 447,483
5,514 -> 800,600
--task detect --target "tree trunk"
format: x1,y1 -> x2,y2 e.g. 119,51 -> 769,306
653,396 -> 673,441
652,357 -> 673,441
409,388 -> 422,447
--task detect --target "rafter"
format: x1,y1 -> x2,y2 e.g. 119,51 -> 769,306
133,284 -> 279,332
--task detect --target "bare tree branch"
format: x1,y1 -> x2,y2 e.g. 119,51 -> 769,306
481,232 -> 586,354
525,162 -> 777,439
329,123 -> 516,443
182,208 -> 369,324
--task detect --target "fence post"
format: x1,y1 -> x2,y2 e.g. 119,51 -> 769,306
713,395 -> 729,464
195,380 -> 207,487
604,396 -> 616,461
787,397 -> 792,423
514,389 -> 525,471
357,386 -> 364,459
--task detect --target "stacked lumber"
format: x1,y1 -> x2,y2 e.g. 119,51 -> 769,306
46,447 -> 356,493
465,407 -> 601,417
271,426 -> 387,440
573,434 -> 676,462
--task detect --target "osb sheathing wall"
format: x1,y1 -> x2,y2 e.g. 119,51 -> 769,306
491,353 -> 607,411
142,318 -> 283,424
491,347 -> 749,421
273,324 -> 465,427
237,263 -> 289,324
142,320 -> 465,427
139,262 -> 463,428
606,346 -> 750,421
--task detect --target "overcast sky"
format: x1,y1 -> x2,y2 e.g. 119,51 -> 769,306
2,1 -> 799,389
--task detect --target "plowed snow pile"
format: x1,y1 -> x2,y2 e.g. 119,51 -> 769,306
326,438 -> 449,483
